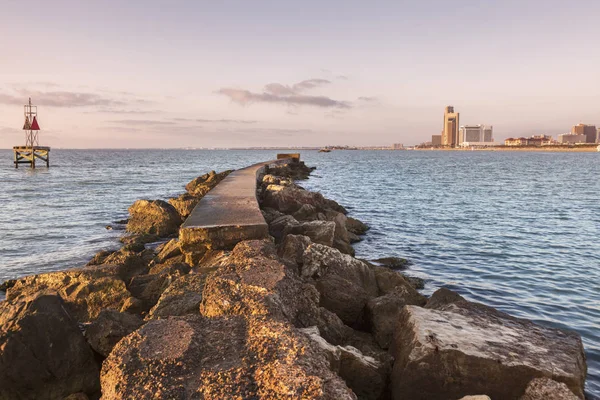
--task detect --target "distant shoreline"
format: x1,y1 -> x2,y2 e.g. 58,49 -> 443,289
413,145 -> 599,152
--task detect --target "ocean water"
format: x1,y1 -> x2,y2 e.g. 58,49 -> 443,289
0,149 -> 598,397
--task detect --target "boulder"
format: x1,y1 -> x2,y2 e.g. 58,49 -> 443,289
263,185 -> 329,214
458,397 -> 491,400
261,207 -> 284,224
147,272 -> 213,319
101,248 -> 153,282
168,192 -> 199,219
127,264 -> 188,310
347,231 -> 362,243
84,310 -> 143,357
301,244 -> 378,328
292,203 -> 319,221
200,240 -> 322,326
100,315 -> 355,400
390,302 -> 587,400
302,244 -> 378,296
372,256 -> 411,270
86,249 -> 115,266
365,293 -> 406,349
520,378 -> 579,400
154,238 -> 182,264
346,217 -> 369,235
425,287 -> 465,309
63,394 -> 90,400
6,264 -> 136,323
284,220 -> 336,248
300,326 -> 391,400
370,265 -> 426,305
262,174 -> 293,187
268,214 -> 299,242
277,234 -> 312,269
126,199 -> 182,237
185,169 -> 232,196
0,294 -> 100,400
329,212 -> 355,256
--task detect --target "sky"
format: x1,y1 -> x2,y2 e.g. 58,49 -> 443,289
1,0 -> 599,148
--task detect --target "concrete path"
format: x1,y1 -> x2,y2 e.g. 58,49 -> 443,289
179,157 -> 292,254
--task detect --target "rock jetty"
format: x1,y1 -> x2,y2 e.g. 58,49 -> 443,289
0,156 -> 588,400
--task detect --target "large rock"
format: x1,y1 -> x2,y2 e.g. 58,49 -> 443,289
6,264 -> 136,322
185,169 -> 232,196
301,326 -> 390,400
346,217 -> 369,235
100,315 -> 355,399
365,293 -> 406,349
370,264 -> 426,305
268,214 -> 299,242
168,192 -> 199,219
390,300 -> 587,400
301,244 -> 378,328
277,234 -> 312,268
263,185 -> 331,215
84,310 -> 143,357
0,294 -> 100,400
200,240 -> 322,326
147,272 -> 213,319
520,377 -> 579,400
127,263 -> 189,310
126,199 -> 182,237
154,238 -> 182,264
284,220 -> 336,247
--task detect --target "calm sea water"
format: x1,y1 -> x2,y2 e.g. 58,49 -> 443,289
0,149 -> 598,397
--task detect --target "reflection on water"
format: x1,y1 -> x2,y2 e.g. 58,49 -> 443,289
0,149 -> 598,396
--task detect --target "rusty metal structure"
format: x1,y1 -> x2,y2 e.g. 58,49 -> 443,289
13,98 -> 50,168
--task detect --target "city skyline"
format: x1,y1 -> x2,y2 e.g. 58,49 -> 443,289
1,0 -> 599,149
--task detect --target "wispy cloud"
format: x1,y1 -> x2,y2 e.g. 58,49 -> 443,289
89,108 -> 159,115
172,117 -> 258,124
358,96 -> 378,102
218,78 -> 349,109
110,119 -> 175,126
0,89 -> 125,107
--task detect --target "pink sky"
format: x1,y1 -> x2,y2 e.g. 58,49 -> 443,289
1,0 -> 599,148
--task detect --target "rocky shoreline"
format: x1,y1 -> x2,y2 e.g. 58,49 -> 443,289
0,158 -> 588,400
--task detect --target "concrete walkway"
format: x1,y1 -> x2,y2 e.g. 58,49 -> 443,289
179,157 -> 294,257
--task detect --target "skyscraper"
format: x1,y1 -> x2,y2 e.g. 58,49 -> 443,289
571,124 -> 597,143
442,106 -> 460,147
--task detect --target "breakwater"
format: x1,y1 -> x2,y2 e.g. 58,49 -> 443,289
0,155 -> 589,399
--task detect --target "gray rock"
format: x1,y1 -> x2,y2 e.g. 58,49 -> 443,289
390,302 -> 587,399
346,217 -> 369,235
126,199 -> 182,237
269,214 -> 299,242
100,315 -> 355,400
284,220 -> 336,247
301,326 -> 390,400
85,310 -> 143,357
147,272 -> 212,319
0,294 -> 100,400
365,292 -> 406,349
425,287 -> 465,309
277,234 -> 312,268
520,377 -> 579,400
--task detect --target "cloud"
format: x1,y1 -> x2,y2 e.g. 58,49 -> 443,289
219,88 -> 350,109
218,78 -> 349,109
0,90 -> 125,107
172,118 -> 257,124
110,119 -> 175,126
88,108 -> 158,114
358,96 -> 378,102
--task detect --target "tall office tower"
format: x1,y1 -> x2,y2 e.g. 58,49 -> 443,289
571,124 -> 597,143
442,106 -> 460,147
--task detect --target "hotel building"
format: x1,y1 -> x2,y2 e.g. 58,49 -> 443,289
571,124 -> 597,143
442,106 -> 460,147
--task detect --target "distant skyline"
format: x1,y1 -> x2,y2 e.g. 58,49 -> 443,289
1,0 -> 599,148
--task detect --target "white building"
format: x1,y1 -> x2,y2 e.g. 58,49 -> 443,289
558,133 -> 587,144
458,125 -> 494,146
